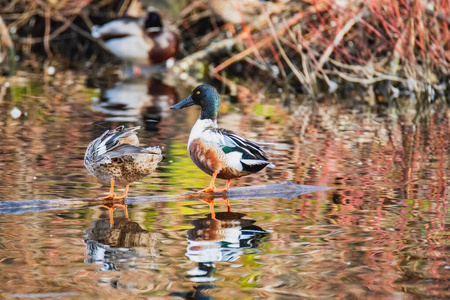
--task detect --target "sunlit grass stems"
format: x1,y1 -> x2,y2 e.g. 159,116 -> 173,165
170,84 -> 274,193
179,0 -> 449,98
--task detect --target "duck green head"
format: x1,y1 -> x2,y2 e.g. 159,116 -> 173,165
170,85 -> 220,120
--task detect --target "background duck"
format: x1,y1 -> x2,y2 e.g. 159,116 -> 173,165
91,11 -> 180,66
84,126 -> 163,200
92,79 -> 177,129
170,84 -> 274,192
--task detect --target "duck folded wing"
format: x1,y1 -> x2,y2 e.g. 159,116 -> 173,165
95,126 -> 141,157
205,128 -> 270,164
106,144 -> 160,158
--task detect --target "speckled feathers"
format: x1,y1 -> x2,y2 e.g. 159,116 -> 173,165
84,126 -> 163,186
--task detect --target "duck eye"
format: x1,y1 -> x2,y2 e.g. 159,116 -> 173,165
196,91 -> 200,95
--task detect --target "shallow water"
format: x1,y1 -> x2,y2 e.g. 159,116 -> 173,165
0,76 -> 448,299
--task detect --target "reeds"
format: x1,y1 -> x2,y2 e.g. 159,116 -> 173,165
180,0 -> 450,98
0,0 -> 123,73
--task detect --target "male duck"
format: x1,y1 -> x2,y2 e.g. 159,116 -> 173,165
92,11 -> 180,66
84,126 -> 163,200
170,85 -> 274,192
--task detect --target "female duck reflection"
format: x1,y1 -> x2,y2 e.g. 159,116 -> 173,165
84,209 -> 160,272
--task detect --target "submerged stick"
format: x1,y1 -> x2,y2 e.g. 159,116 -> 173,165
0,182 -> 332,215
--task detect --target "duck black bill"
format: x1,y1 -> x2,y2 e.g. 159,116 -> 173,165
170,96 -> 195,109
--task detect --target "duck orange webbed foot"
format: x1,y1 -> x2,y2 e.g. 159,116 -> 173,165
212,179 -> 233,193
198,178 -> 233,193
100,181 -> 129,200
101,194 -> 116,201
198,186 -> 216,193
100,194 -> 128,200
100,179 -> 117,200
198,172 -> 218,193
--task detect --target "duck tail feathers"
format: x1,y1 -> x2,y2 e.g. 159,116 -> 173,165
144,146 -> 162,155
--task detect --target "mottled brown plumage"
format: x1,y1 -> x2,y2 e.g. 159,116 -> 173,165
84,126 -> 163,200
189,138 -> 247,179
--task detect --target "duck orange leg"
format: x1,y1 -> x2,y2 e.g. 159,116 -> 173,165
114,184 -> 130,200
201,199 -> 216,219
199,172 -> 218,193
215,179 -> 233,192
217,197 -> 231,212
101,178 -> 116,200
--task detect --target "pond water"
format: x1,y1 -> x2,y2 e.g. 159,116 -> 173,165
0,75 -> 448,299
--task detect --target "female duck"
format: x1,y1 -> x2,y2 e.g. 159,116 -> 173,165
84,126 -> 163,200
92,11 -> 179,66
170,85 -> 273,192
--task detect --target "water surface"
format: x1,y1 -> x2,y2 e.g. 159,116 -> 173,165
0,76 -> 448,299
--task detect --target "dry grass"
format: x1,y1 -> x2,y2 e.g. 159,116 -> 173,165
180,0 -> 450,99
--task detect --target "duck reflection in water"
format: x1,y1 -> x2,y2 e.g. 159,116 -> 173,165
172,200 -> 267,299
93,78 -> 177,130
84,205 -> 159,272
200,196 -> 231,219
100,202 -> 129,225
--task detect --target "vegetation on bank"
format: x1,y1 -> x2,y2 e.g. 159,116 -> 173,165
0,0 -> 449,100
